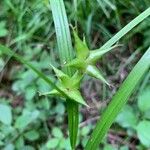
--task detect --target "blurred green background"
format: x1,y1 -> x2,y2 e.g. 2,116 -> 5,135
0,0 -> 150,150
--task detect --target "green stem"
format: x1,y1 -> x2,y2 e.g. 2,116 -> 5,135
50,0 -> 79,149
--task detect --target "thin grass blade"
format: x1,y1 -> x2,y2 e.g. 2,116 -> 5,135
99,7 -> 150,50
0,44 -> 70,100
49,0 -> 79,149
85,47 -> 150,149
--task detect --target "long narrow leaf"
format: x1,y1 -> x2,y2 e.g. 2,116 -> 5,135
49,0 -> 79,149
85,47 -> 150,149
0,44 -> 70,100
99,7 -> 150,50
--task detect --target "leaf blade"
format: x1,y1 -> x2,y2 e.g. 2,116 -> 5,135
0,104 -> 12,125
50,0 -> 79,149
99,7 -> 150,50
85,47 -> 150,149
0,44 -> 71,100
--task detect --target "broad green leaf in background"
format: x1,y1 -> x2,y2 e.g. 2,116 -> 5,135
25,85 -> 37,100
52,127 -> 63,138
0,21 -> 8,37
15,136 -> 24,149
15,110 -> 39,130
55,103 -> 65,115
58,138 -> 71,150
0,104 -> 12,125
138,86 -> 150,112
136,120 -> 150,147
120,146 -> 129,150
3,143 -> 14,150
46,138 -> 59,149
115,105 -> 138,128
0,124 -> 14,138
22,146 -> 35,150
80,126 -> 90,136
24,130 -> 40,141
143,109 -> 150,120
104,145 -> 117,150
0,140 -> 4,146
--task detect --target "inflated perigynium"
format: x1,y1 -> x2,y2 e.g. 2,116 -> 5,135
67,30 -> 117,86
40,30 -> 114,106
39,65 -> 88,106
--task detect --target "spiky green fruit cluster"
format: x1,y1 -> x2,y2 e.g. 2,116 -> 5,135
66,30 -> 114,85
39,65 -> 88,106
40,29 -> 115,106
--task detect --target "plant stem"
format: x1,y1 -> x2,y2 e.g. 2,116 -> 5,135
50,0 -> 79,149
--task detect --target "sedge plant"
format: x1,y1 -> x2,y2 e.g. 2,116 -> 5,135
0,0 -> 150,149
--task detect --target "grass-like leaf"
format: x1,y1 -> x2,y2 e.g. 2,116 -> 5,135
85,7 -> 150,149
0,44 -> 70,99
49,0 -> 79,149
99,7 -> 150,50
85,47 -> 150,149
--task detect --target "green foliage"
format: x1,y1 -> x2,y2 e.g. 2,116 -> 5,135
104,144 -> 117,150
46,138 -> 59,149
116,84 -> 150,148
49,1 -> 79,149
0,21 -> 8,37
39,66 -> 87,106
138,86 -> 150,112
0,58 -> 5,72
136,121 -> 150,147
0,0 -> 150,149
97,0 -> 116,18
24,130 -> 39,141
67,30 -> 112,85
52,127 -> 63,138
0,44 -> 70,99
85,47 -> 150,150
15,110 -> 39,130
116,105 -> 138,129
0,104 -> 12,125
